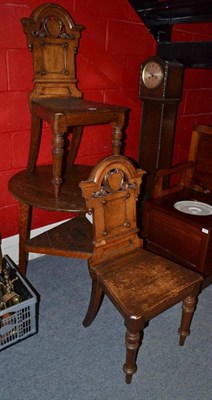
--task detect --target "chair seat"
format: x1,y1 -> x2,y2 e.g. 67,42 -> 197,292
32,98 -> 127,126
146,187 -> 212,228
93,248 -> 202,320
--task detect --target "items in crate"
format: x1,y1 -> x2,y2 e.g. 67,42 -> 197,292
0,256 -> 38,350
0,259 -> 20,308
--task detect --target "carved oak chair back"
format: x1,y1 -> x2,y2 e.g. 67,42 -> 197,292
80,155 -> 202,383
21,3 -> 83,102
80,155 -> 145,267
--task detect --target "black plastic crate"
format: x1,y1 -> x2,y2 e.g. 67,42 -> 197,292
0,256 -> 38,350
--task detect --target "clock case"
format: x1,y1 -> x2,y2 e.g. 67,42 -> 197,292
139,56 -> 184,198
139,56 -> 183,100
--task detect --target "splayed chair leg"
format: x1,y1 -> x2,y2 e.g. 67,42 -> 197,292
83,280 -> 104,327
67,126 -> 83,165
178,295 -> 198,346
123,329 -> 141,384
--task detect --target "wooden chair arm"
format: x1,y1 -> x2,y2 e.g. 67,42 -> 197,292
152,161 -> 195,199
189,182 -> 210,194
154,161 -> 194,177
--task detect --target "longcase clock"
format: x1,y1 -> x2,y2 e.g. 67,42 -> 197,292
139,56 -> 184,198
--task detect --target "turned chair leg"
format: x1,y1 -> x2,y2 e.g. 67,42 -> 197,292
83,280 -> 104,327
19,202 -> 31,275
123,329 -> 141,384
178,295 -> 198,346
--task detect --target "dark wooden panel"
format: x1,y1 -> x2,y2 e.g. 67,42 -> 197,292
129,0 -> 212,41
129,0 -> 212,66
158,42 -> 212,68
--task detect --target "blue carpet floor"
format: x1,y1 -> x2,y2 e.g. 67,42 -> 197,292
1,255 -> 212,400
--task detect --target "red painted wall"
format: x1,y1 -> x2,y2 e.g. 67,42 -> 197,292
0,0 -> 211,239
172,23 -> 212,163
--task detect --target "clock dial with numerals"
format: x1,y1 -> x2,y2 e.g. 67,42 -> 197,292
142,61 -> 164,89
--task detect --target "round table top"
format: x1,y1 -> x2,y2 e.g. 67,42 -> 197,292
9,164 -> 93,212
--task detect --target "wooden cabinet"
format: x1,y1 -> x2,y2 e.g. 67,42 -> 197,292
143,189 -> 212,286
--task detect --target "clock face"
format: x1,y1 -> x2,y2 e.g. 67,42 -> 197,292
142,61 -> 164,89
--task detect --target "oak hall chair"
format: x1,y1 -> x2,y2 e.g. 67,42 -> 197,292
142,125 -> 212,288
80,155 -> 202,384
9,3 -> 127,274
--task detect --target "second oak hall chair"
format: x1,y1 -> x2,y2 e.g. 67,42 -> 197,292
8,3 -> 127,274
79,155 -> 202,384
